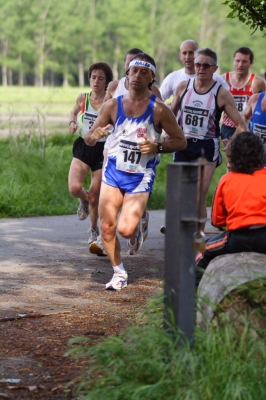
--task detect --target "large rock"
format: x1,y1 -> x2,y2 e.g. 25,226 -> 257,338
197,252 -> 266,329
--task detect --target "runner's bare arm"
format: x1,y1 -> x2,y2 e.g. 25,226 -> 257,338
140,101 -> 187,154
218,88 -> 247,133
243,94 -> 259,125
151,84 -> 162,100
84,100 -> 116,146
253,76 -> 266,94
170,81 -> 187,116
69,93 -> 85,134
103,80 -> 119,102
221,73 -> 226,81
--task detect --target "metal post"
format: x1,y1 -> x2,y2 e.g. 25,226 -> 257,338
164,162 -> 198,342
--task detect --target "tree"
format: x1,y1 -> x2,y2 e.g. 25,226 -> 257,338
224,0 -> 266,34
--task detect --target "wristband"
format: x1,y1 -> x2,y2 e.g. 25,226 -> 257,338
69,120 -> 76,126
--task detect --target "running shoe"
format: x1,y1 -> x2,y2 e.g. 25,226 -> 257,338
127,222 -> 143,255
77,191 -> 89,220
88,227 -> 99,245
89,235 -> 107,257
142,211 -> 149,242
105,271 -> 128,290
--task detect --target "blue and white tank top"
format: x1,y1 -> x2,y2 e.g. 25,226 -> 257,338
106,94 -> 161,173
179,78 -> 222,140
250,92 -> 266,143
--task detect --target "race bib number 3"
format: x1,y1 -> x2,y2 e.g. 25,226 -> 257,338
116,140 -> 147,173
84,111 -> 97,131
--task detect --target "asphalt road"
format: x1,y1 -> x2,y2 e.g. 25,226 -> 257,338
0,209 -> 218,317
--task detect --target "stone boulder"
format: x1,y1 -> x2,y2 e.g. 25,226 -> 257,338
197,252 -> 266,330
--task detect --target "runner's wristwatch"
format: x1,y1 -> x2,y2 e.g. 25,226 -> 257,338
157,143 -> 163,153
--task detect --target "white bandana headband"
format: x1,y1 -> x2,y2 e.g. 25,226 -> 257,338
128,60 -> 156,74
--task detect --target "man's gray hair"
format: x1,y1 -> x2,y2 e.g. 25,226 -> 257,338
194,47 -> 217,64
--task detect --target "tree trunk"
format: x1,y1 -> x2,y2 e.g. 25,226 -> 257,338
1,65 -> 7,86
18,70 -> 24,86
49,70 -> 55,87
63,63 -> 68,87
112,35 -> 120,80
1,38 -> 8,86
18,55 -> 24,86
199,0 -> 210,43
8,69 -> 13,86
78,58 -> 84,87
34,68 -> 39,86
149,0 -> 158,56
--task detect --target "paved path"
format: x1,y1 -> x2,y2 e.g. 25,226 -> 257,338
0,211 -> 165,318
0,209 -> 217,318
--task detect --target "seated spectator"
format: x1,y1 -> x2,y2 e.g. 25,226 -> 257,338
196,131 -> 266,284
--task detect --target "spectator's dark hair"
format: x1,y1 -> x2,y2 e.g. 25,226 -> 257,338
126,52 -> 156,90
124,48 -> 143,61
234,47 -> 254,63
230,131 -> 264,174
88,62 -> 113,90
194,47 -> 217,64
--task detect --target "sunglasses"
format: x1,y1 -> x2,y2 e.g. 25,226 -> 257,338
194,62 -> 216,69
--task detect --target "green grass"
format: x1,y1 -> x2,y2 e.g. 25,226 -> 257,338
67,290 -> 266,400
0,135 -> 226,217
0,86 -> 82,104
0,86 -> 86,116
149,152 -> 226,210
0,133 -> 82,217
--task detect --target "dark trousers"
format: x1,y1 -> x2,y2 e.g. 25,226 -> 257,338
196,226 -> 266,284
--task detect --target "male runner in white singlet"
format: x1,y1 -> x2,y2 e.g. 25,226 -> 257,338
160,39 -> 228,104
89,48 -> 161,256
85,53 -> 186,290
171,48 -> 247,231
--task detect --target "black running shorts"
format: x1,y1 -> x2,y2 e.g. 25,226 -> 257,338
72,137 -> 104,171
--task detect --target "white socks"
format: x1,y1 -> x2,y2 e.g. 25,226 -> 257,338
113,263 -> 126,274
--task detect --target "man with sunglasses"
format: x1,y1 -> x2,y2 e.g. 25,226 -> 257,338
160,39 -> 228,104
171,48 -> 247,231
221,47 -> 265,140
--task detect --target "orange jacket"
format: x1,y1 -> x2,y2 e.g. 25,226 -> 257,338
211,168 -> 266,230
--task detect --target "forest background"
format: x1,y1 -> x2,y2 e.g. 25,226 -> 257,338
1,0 -> 266,88
0,0 -> 265,217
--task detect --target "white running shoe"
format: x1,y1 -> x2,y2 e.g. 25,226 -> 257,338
77,191 -> 89,220
127,222 -> 143,255
142,211 -> 149,242
105,271 -> 128,291
89,235 -> 107,257
88,227 -> 99,245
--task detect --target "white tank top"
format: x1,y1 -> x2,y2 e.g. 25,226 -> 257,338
78,92 -> 105,142
179,78 -> 222,140
113,77 -> 128,98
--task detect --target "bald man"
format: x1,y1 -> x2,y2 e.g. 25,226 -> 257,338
160,39 -> 228,103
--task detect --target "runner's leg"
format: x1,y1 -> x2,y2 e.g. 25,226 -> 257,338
68,158 -> 90,202
98,182 -> 124,266
198,161 -> 216,231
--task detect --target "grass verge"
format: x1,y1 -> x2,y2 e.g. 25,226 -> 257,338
0,135 -> 226,217
67,288 -> 266,400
